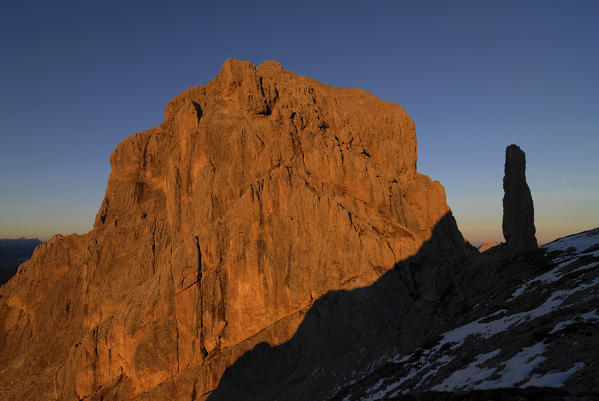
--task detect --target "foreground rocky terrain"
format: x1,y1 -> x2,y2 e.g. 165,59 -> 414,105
330,228 -> 599,400
0,60 -> 597,400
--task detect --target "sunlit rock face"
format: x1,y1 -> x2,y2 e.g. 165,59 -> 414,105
0,60 -> 469,400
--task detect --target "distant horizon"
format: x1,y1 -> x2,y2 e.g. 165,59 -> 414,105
1,149 -> 595,247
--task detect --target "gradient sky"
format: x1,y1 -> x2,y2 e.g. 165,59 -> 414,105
1,1 -> 598,245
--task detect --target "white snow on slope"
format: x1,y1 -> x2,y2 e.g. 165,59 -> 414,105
367,341 -> 585,397
509,259 -> 599,301
523,362 -> 586,388
580,309 -> 599,320
414,354 -> 454,388
509,259 -> 577,301
510,283 -> 530,300
441,277 -> 599,349
431,343 -> 555,391
510,230 -> 599,301
359,277 -> 599,398
544,229 -> 599,253
363,378 -> 404,401
550,309 -> 599,334
570,261 -> 599,274
431,349 -> 501,391
549,319 -> 576,334
475,342 -> 546,389
355,228 -> 599,399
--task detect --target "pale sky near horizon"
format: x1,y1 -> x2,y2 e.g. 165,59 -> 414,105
1,1 -> 598,245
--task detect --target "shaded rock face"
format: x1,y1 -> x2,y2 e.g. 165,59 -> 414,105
503,144 -> 537,253
0,60 -> 469,400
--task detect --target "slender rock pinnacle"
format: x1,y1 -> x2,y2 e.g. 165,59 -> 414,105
502,144 -> 537,252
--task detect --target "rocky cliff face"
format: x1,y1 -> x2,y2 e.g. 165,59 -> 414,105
0,60 -> 469,400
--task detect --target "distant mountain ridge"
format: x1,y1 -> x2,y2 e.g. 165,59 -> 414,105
478,239 -> 500,253
0,237 -> 42,248
0,238 -> 41,285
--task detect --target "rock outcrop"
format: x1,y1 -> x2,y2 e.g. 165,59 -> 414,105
0,60 -> 469,400
502,144 -> 537,253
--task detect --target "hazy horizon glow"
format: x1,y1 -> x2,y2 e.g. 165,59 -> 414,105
1,1 -> 598,245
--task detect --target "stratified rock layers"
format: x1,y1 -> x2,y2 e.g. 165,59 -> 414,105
502,144 -> 537,252
0,60 -> 466,400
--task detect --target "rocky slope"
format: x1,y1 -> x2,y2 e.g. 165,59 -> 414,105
0,60 -> 470,400
334,228 -> 599,399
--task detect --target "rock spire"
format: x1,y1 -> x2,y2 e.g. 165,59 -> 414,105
502,144 -> 537,252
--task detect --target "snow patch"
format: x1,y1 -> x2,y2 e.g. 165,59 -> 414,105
414,354 -> 454,388
544,230 -> 599,253
549,319 -> 575,334
570,262 -> 599,275
550,309 -> 599,334
431,349 -> 501,391
580,309 -> 599,321
475,342 -> 547,389
509,256 -> 598,302
510,282 -> 529,300
445,277 -> 599,347
363,351 -> 456,398
523,362 -> 585,388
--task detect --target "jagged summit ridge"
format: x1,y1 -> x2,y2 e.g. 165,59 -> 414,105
0,59 -> 468,400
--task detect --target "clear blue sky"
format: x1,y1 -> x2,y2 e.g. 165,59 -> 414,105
1,1 -> 598,245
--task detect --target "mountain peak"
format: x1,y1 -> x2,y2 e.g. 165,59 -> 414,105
0,60 -> 468,400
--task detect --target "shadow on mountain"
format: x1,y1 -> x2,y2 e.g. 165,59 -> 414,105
206,212 -> 475,401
